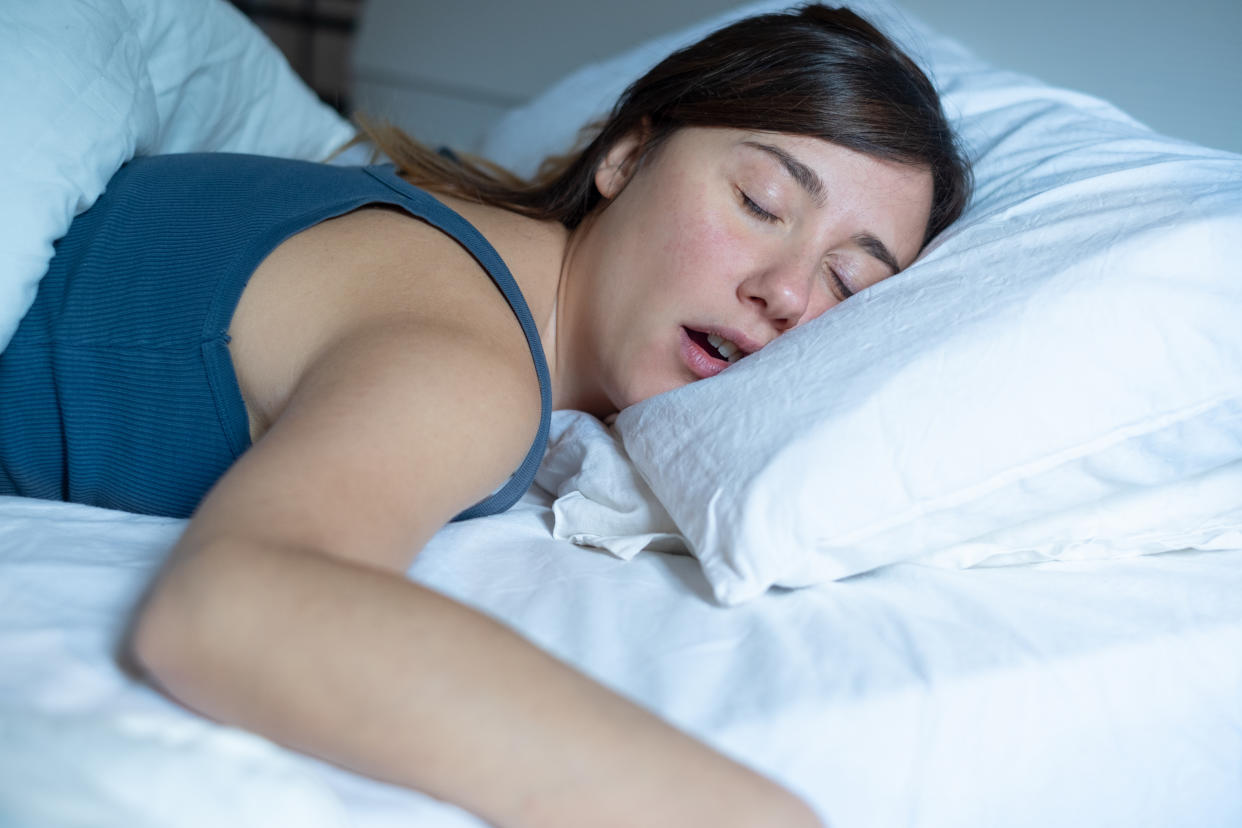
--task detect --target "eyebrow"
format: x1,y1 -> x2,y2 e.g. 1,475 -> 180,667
742,140 -> 902,276
742,140 -> 827,207
853,233 -> 900,276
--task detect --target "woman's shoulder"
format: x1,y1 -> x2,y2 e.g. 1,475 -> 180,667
215,207 -> 548,558
228,200 -> 552,442
199,307 -> 546,568
405,184 -> 567,325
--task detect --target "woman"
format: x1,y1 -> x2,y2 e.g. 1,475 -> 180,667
0,5 -> 969,826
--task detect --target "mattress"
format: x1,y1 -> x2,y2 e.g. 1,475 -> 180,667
2,490 -> 1240,827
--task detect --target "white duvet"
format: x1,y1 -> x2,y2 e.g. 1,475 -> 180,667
2,492 -> 1241,827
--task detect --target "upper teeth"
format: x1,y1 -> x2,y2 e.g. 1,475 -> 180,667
706,333 -> 743,363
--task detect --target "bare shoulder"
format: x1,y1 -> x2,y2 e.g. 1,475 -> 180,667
190,313 -> 541,571
195,219 -> 546,570
229,203 -> 548,438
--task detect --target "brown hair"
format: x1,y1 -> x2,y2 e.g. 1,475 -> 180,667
347,3 -> 971,246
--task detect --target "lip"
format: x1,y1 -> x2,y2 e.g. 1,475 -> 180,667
680,327 -> 729,379
698,325 -> 763,356
679,325 -> 762,380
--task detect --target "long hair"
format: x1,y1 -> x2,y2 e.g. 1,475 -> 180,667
347,4 -> 971,246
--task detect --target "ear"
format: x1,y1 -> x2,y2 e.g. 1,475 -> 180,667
594,119 -> 651,199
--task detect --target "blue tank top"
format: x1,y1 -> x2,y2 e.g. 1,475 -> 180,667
0,153 -> 552,520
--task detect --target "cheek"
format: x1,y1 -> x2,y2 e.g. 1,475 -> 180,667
654,198 -> 747,294
601,180 -> 750,407
620,227 -> 744,405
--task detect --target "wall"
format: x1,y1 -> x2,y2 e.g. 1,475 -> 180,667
899,0 -> 1240,154
349,0 -> 1241,155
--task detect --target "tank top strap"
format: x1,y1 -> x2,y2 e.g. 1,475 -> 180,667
361,164 -> 551,521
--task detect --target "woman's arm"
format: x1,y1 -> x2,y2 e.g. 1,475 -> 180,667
127,319 -> 821,828
133,535 -> 817,828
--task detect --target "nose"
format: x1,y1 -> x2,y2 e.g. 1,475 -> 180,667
740,259 -> 815,333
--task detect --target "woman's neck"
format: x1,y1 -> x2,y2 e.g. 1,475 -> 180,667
544,211 -> 616,419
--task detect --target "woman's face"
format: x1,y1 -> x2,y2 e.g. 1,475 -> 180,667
569,126 -> 934,412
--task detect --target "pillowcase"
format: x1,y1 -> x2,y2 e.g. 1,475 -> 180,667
0,0 -> 356,353
484,0 -> 1242,604
535,411 -> 683,559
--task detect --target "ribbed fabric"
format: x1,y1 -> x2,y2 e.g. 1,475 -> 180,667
0,153 -> 551,520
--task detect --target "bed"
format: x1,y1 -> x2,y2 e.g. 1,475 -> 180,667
4,491 -> 1242,828
2,1 -> 1241,826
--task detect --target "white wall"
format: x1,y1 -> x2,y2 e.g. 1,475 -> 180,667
352,0 -> 1241,155
352,0 -> 745,151
899,0 -> 1241,154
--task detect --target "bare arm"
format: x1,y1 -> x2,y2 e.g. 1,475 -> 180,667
135,538 -> 817,827
127,319 -> 821,828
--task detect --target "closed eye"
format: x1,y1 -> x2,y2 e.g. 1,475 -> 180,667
827,268 -> 854,301
739,190 -> 779,223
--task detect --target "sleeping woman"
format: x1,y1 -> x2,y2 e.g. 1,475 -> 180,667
0,5 -> 969,826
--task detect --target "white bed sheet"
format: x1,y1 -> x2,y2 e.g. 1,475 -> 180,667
1,491 -> 1240,827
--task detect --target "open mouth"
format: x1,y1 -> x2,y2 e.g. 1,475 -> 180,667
685,328 -> 742,364
680,327 -> 747,380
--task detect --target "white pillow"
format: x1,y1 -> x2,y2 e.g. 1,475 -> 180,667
0,0 -> 356,353
485,0 -> 1242,604
535,411 -> 683,559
